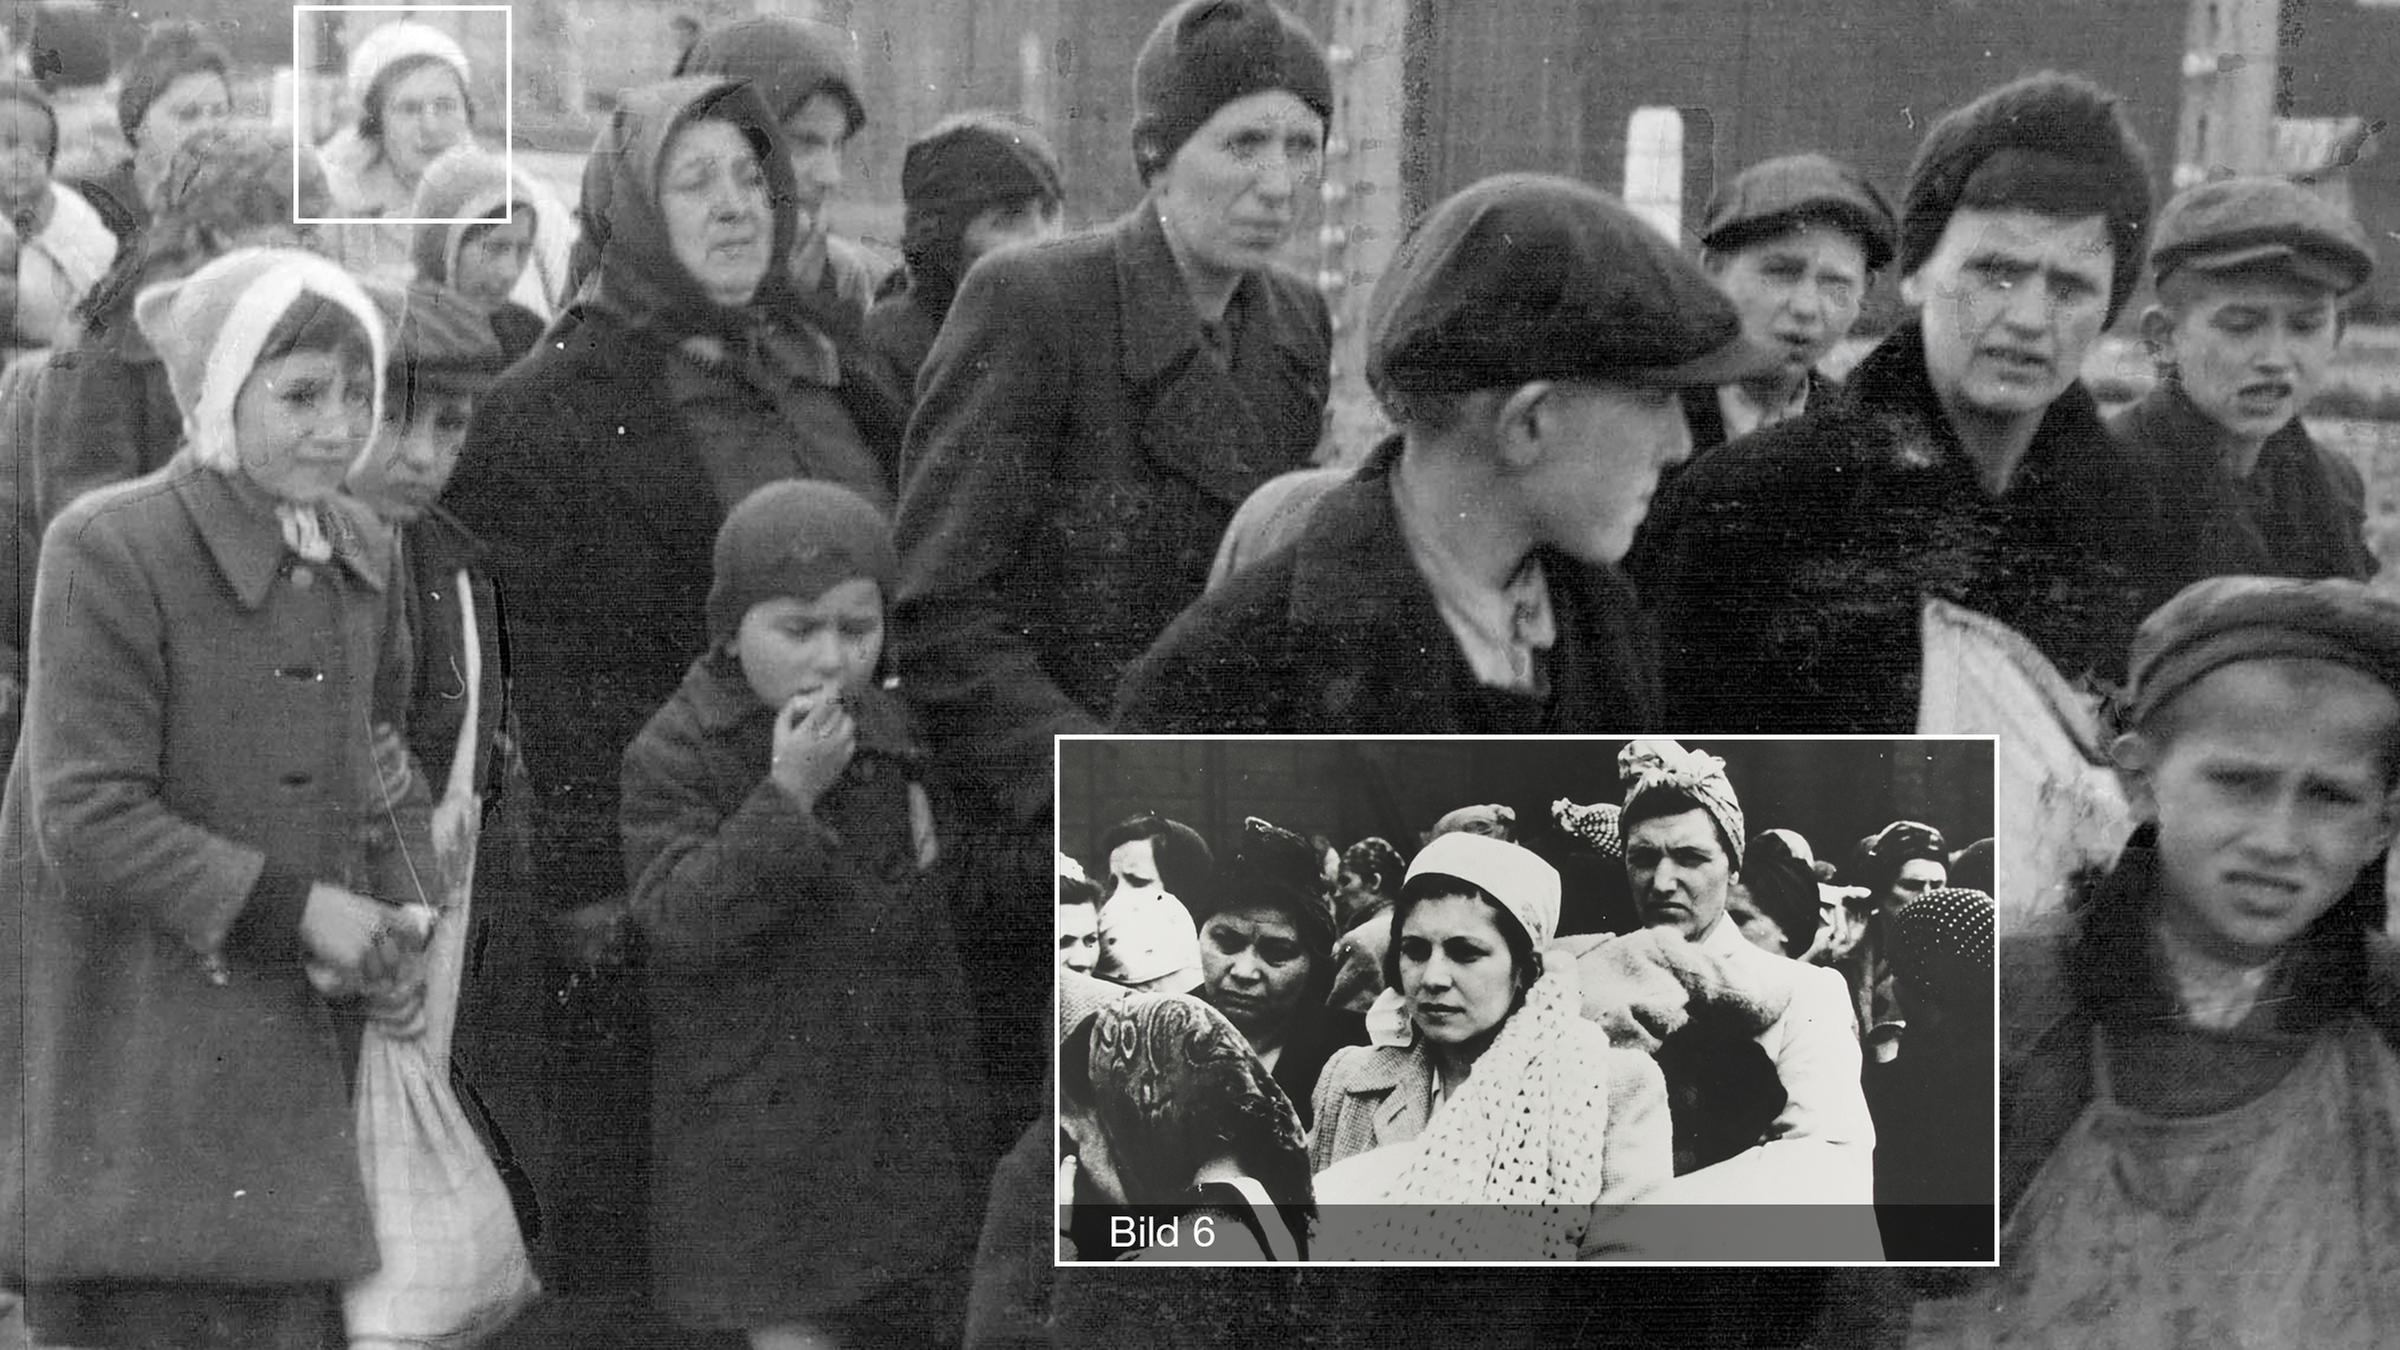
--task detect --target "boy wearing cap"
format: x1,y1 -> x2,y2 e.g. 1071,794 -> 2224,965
1637,72 -> 2173,734
1984,575 -> 2400,1342
2113,176 -> 2377,593
1687,153 -> 1896,450
1114,172 -> 1775,734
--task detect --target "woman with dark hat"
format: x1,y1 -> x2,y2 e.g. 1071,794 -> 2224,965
1843,819 -> 1949,1049
866,110 -> 1066,388
1195,817 -> 1367,1125
890,4 -> 1334,1130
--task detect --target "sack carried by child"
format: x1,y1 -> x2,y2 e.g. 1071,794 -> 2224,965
347,578 -> 539,1347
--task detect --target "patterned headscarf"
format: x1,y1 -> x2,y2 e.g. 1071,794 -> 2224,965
1619,740 -> 1747,871
1083,994 -> 1311,1214
1887,886 -> 1995,1006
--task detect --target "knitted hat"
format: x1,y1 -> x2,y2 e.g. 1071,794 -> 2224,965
1130,0 -> 1331,183
675,16 -> 865,135
117,20 -> 231,143
1898,71 -> 2155,325
1208,815 -> 1338,961
1885,886 -> 1995,1006
360,278 -> 506,401
1739,829 -> 1823,958
1096,887 -> 1204,992
133,247 -> 388,478
1620,740 -> 1747,871
705,479 -> 898,645
0,79 -> 58,170
346,21 -> 471,119
1551,798 -> 1622,861
899,110 -> 1064,293
154,119 -> 333,243
408,143 -> 537,287
1405,831 -> 1561,949
21,1 -> 112,94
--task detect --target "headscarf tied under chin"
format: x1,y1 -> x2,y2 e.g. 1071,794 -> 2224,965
1082,993 -> 1311,1215
1619,738 -> 1747,872
134,247 -> 387,563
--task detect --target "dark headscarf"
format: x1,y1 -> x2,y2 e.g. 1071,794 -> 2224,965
674,16 -> 866,134
572,77 -> 801,344
1075,994 -> 1311,1214
1740,829 -> 1824,959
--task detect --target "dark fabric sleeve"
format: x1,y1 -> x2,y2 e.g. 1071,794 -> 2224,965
1110,583 -> 1283,735
892,251 -> 1103,824
618,712 -> 847,974
31,338 -> 170,527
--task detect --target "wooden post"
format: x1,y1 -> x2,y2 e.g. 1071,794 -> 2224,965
2175,0 -> 2279,187
1322,0 -> 1408,463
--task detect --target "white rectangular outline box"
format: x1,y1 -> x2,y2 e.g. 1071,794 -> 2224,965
291,4 -> 514,226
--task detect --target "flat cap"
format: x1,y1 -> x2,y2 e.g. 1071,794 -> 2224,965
1701,153 -> 1897,272
2150,175 -> 2375,295
2124,575 -> 2400,725
1367,172 -> 1778,396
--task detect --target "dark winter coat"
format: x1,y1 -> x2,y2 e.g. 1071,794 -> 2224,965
0,457 -> 420,1285
620,659 -> 981,1327
444,78 -> 897,932
1634,320 -> 2171,733
863,281 -> 946,394
892,202 -> 1331,827
2107,382 -> 2374,599
1114,437 -> 1663,734
27,275 -> 183,524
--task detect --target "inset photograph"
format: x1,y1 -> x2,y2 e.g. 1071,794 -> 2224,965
1055,735 -> 1995,1265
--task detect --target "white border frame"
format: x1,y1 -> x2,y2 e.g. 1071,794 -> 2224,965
292,4 -> 515,226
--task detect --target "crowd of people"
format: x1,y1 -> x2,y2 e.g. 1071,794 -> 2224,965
0,0 -> 2391,1341
1053,742 -> 1992,1266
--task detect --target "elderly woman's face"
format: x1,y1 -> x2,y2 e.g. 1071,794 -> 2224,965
1153,88 -> 1322,286
660,118 -> 773,307
377,62 -> 471,187
1200,906 -> 1313,1043
1397,893 -> 1519,1049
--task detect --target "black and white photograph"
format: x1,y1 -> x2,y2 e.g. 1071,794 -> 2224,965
3,0 -> 2400,1344
1054,736 -> 1997,1266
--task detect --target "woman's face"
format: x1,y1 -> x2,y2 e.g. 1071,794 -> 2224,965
660,119 -> 773,307
0,99 -> 52,216
1397,893 -> 1520,1049
232,348 -> 375,503
377,61 -> 471,187
134,70 -> 232,173
1106,838 -> 1163,902
1152,88 -> 1322,287
1199,905 -> 1314,1042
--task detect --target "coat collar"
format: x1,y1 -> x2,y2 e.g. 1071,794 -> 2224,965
2118,381 -> 2316,481
1332,1041 -> 1436,1138
1282,436 -> 1454,638
1845,318 -> 2113,496
1113,200 -> 1311,385
171,459 -> 391,609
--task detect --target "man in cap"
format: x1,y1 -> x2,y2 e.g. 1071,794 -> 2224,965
1636,72 -> 2172,733
1113,173 -> 1776,733
1841,820 -> 1951,1053
2113,176 -> 2378,593
1610,742 -> 1879,1212
1986,575 -> 2400,1341
1685,152 -> 1896,451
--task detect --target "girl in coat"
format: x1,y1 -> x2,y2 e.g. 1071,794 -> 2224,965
1,246 -> 431,1350
620,479 -> 981,1350
1309,832 -> 1672,1261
